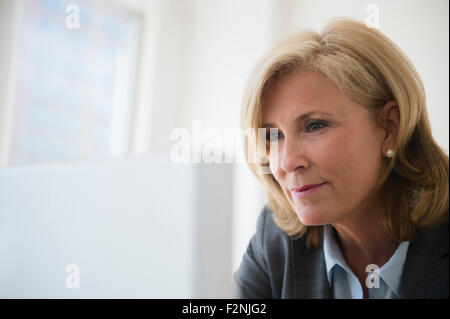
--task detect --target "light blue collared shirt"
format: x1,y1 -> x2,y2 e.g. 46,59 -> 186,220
323,224 -> 410,299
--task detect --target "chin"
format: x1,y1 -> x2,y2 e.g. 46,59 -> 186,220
294,207 -> 329,226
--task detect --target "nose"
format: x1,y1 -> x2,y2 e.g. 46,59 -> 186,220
279,135 -> 309,173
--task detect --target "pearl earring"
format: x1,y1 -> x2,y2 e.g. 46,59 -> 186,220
386,149 -> 395,158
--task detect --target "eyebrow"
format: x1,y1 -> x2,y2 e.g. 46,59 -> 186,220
261,111 -> 334,128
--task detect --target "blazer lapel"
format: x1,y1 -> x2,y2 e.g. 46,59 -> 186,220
292,240 -> 332,299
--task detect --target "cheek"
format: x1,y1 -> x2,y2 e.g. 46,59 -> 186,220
269,151 -> 283,181
318,127 -> 383,200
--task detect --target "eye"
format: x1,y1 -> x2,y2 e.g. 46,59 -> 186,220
265,129 -> 283,142
306,121 -> 328,133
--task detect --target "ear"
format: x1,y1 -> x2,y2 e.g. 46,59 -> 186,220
378,100 -> 400,155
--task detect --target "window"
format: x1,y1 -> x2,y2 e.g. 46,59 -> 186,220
5,0 -> 140,165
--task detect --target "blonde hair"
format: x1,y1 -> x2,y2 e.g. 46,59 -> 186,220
241,18 -> 449,248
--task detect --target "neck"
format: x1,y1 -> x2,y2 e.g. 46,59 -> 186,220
331,192 -> 399,272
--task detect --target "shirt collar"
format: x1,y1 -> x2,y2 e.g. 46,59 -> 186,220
323,224 -> 350,285
322,224 -> 410,295
378,241 -> 409,296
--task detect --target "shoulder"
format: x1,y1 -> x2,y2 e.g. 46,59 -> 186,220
255,205 -> 311,261
400,219 -> 449,298
255,205 -> 284,238
255,205 -> 291,245
233,205 -> 290,298
234,205 -> 328,298
413,219 -> 449,258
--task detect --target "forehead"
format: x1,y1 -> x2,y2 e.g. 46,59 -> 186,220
261,71 -> 351,122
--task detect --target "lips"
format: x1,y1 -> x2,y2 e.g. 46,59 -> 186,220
291,182 -> 327,192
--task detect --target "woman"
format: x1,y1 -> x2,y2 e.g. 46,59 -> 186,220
234,18 -> 448,299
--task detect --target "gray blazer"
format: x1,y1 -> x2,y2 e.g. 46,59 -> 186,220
233,206 -> 449,299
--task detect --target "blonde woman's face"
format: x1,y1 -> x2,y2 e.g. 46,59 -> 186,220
261,71 -> 387,226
